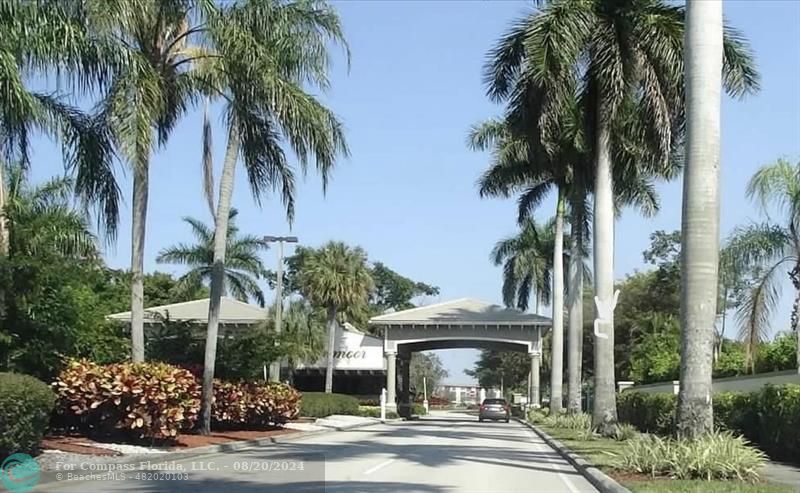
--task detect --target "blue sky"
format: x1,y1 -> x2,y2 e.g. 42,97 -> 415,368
30,1 -> 800,385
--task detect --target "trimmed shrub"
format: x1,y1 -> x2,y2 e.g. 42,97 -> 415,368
357,406 -> 400,419
620,384 -> 800,462
213,381 -> 300,428
527,408 -> 549,424
411,403 -> 427,416
610,423 -> 639,442
543,412 -> 592,431
54,359 -> 200,439
617,391 -> 676,435
615,432 -> 766,482
299,392 -> 359,418
754,384 -> 800,461
0,373 -> 56,455
713,391 -> 758,441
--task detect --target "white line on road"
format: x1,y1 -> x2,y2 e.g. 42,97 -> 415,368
363,458 -> 396,476
525,430 -> 584,493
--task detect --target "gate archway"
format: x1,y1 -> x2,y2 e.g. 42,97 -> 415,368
369,298 -> 551,416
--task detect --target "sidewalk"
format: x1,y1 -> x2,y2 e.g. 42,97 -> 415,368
764,461 -> 800,492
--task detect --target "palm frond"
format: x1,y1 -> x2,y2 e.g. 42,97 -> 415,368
735,259 -> 790,372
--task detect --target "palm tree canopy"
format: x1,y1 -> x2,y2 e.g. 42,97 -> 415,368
4,163 -> 97,260
156,209 -> 269,306
1,1 -> 121,238
492,217 -> 555,311
199,0 -> 350,222
746,158 -> 800,238
483,0 -> 759,184
296,241 -> 374,312
725,160 -> 800,368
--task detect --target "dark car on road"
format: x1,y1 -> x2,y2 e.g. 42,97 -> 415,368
478,398 -> 510,423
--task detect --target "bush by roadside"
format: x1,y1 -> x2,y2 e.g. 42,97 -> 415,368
53,359 -> 302,441
213,381 -> 300,428
615,432 -> 766,482
53,359 -> 200,440
617,391 -> 676,435
299,392 -> 359,418
619,384 -> 800,462
357,406 -> 399,419
0,373 -> 56,455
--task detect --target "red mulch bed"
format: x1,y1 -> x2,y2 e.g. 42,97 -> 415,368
41,435 -> 121,456
43,421 -> 311,455
171,427 -> 296,449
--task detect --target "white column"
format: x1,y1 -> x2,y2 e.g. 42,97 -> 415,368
455,387 -> 461,404
479,388 -> 487,403
386,351 -> 397,411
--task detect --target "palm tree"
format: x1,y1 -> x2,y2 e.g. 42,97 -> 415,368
678,0 -> 725,438
471,113 -> 580,414
3,163 -> 97,260
274,300 -> 327,382
297,242 -> 374,393
195,0 -> 348,433
94,1 -> 204,363
156,210 -> 269,306
484,0 -> 758,433
491,218 -> 556,313
0,163 -> 100,374
1,1 -> 120,250
725,159 -> 800,377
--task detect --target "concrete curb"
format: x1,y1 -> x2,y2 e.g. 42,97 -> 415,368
37,418 -> 393,490
516,419 -> 631,493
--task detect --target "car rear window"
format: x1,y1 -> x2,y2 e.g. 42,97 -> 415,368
483,399 -> 506,405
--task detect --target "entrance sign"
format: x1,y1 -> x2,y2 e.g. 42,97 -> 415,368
296,323 -> 385,371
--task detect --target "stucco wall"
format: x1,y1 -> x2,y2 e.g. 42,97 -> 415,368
626,369 -> 800,395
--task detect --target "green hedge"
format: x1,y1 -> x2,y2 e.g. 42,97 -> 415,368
617,391 -> 676,435
619,384 -> 800,462
299,392 -> 359,418
357,406 -> 399,419
0,373 -> 56,455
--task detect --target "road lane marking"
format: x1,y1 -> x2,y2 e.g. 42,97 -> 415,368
523,429 -> 585,493
363,458 -> 395,476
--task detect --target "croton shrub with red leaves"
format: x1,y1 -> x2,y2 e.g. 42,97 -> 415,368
54,360 -> 301,440
213,381 -> 301,428
53,359 -> 200,439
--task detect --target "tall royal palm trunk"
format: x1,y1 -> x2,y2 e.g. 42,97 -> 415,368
130,159 -> 149,363
678,0 -> 723,438
592,112 -> 618,434
567,192 -> 584,414
550,189 -> 566,414
200,123 -> 240,435
325,305 -> 337,393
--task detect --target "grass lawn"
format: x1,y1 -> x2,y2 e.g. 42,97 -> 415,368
536,424 -> 794,493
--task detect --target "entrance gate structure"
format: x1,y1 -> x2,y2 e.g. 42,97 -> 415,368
369,298 -> 551,417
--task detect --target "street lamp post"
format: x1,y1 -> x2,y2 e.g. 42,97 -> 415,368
263,235 -> 298,382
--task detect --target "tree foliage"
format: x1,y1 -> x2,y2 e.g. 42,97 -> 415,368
157,210 -> 269,306
410,352 -> 448,398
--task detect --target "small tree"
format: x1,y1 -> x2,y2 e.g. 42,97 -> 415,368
297,242 -> 374,393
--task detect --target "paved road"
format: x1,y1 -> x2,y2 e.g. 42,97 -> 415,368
41,411 -> 598,493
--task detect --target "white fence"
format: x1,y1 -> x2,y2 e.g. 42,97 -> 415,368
625,369 -> 800,395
